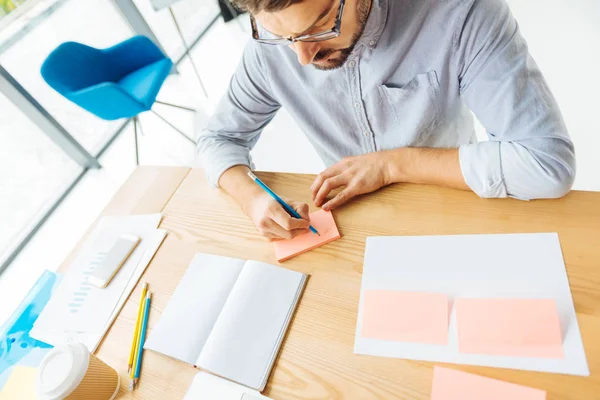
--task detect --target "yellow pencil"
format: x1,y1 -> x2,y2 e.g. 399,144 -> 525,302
128,282 -> 147,375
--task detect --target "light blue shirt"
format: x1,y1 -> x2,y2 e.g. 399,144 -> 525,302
196,0 -> 575,199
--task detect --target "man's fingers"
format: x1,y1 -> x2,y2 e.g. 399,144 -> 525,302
259,229 -> 284,242
311,164 -> 345,199
322,188 -> 356,211
264,226 -> 309,241
314,174 -> 348,207
263,232 -> 280,242
257,213 -> 294,240
271,206 -> 310,231
262,219 -> 294,240
290,201 -> 310,221
290,227 -> 309,238
310,170 -> 332,196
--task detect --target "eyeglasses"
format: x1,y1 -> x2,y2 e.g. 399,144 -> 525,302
250,0 -> 345,45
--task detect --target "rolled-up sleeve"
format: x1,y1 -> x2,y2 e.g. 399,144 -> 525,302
456,0 -> 576,199
194,40 -> 280,187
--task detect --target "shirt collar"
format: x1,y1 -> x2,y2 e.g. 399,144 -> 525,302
355,0 -> 389,49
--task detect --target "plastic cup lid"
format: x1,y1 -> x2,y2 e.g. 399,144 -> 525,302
36,342 -> 89,399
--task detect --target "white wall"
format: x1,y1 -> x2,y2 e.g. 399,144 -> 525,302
500,0 -> 600,191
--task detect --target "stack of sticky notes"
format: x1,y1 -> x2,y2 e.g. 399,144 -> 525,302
361,291 -> 449,345
431,367 -> 546,400
455,298 -> 564,358
0,366 -> 38,400
273,210 -> 340,262
360,290 -> 564,360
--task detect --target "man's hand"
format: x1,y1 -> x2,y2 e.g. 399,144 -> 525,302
218,165 -> 311,241
244,192 -> 310,241
310,148 -> 469,210
311,152 -> 394,211
219,149 -> 468,234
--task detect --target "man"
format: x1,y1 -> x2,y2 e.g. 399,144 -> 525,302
196,0 -> 575,240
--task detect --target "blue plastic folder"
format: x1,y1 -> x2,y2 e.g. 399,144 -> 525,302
0,270 -> 60,390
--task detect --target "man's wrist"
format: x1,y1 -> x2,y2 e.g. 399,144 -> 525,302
239,184 -> 265,215
384,147 -> 410,185
219,165 -> 262,211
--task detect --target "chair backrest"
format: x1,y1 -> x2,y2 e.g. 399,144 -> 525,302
41,36 -> 168,95
40,36 -> 171,120
103,35 -> 167,76
41,42 -> 114,95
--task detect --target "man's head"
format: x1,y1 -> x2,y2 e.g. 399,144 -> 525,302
234,0 -> 371,70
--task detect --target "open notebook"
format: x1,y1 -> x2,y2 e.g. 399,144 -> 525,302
144,253 -> 307,391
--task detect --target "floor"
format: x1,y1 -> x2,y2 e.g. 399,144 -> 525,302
0,0 -> 599,327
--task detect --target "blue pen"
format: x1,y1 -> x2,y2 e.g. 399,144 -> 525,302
248,171 -> 320,236
131,290 -> 151,390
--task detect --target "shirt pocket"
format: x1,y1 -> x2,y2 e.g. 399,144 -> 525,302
375,70 -> 441,147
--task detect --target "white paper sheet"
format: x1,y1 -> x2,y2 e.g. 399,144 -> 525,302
353,233 -> 589,376
89,228 -> 167,352
183,372 -> 272,400
30,215 -> 165,352
30,229 -> 167,351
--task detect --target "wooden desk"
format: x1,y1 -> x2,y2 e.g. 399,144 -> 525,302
60,167 -> 600,399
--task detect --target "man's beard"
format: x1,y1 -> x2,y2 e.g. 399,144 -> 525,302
312,0 -> 371,71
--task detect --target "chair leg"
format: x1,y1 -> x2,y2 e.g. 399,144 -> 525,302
150,109 -> 196,145
169,6 -> 208,98
154,100 -> 196,112
133,116 -> 140,165
137,116 -> 146,137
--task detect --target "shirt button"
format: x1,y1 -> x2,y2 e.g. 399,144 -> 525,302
363,131 -> 370,137
348,60 -> 356,68
354,102 -> 361,108
369,40 -> 376,46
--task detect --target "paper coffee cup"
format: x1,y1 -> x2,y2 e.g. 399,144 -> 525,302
36,342 -> 120,400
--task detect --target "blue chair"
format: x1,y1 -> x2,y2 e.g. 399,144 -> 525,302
41,35 -> 196,164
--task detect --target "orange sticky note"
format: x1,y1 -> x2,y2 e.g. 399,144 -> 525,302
361,290 -> 448,345
431,366 -> 546,400
456,298 -> 564,358
273,209 -> 340,262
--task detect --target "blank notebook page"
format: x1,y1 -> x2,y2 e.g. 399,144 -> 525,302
144,254 -> 245,364
197,261 -> 306,390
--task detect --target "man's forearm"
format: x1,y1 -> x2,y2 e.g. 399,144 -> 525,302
386,147 -> 470,191
219,148 -> 470,215
218,165 -> 264,213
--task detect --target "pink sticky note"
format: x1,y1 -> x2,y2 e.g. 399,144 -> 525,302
361,291 -> 448,345
456,298 -> 564,358
431,366 -> 546,400
273,209 -> 340,262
